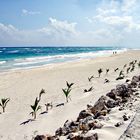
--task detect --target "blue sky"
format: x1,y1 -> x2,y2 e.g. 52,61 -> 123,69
0,0 -> 140,47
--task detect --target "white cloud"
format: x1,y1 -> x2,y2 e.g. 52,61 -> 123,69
121,0 -> 137,13
1,0 -> 140,47
84,0 -> 140,45
85,17 -> 93,23
0,18 -> 79,46
94,14 -> 140,32
88,0 -> 140,31
39,18 -> 77,35
22,9 -> 41,15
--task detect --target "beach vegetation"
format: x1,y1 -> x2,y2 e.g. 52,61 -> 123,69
62,81 -> 74,102
130,65 -> 135,72
88,75 -> 94,82
119,70 -> 124,77
38,89 -> 45,102
126,67 -> 130,74
66,81 -> 74,89
98,68 -> 103,77
84,87 -> 93,93
0,98 -> 10,113
30,97 -> 41,120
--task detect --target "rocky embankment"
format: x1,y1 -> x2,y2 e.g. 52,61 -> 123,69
34,75 -> 140,140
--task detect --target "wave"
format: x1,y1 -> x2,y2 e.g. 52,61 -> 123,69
7,50 -> 19,53
0,61 -> 6,65
13,48 -> 127,67
13,59 -> 51,66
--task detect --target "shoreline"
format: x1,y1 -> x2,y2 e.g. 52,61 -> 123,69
0,48 -> 127,74
0,49 -> 129,75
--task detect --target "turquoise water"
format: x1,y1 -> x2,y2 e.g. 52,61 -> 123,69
0,47 -> 127,71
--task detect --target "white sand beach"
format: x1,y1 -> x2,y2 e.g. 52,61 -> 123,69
0,50 -> 140,140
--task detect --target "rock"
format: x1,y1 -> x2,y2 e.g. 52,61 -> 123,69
132,76 -> 140,83
88,120 -> 103,130
68,121 -> 79,133
116,84 -> 130,98
64,120 -> 71,127
90,96 -> 108,114
115,122 -> 124,127
121,97 -> 128,103
67,133 -> 78,140
123,115 -> 129,121
70,126 -> 79,133
34,135 -> 57,140
128,81 -> 137,88
100,110 -> 108,116
79,122 -> 89,132
55,127 -> 63,136
55,127 -> 69,136
94,110 -> 108,119
55,121 -> 79,136
80,116 -> 94,124
119,106 -> 125,111
94,111 -> 101,119
126,79 -> 130,83
77,110 -> 93,121
68,133 -> 98,140
34,135 -> 46,140
138,83 -> 140,88
106,99 -> 117,108
87,104 -> 93,109
106,89 -> 117,100
135,92 -> 139,96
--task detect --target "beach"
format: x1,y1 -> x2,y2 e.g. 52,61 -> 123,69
0,50 -> 140,140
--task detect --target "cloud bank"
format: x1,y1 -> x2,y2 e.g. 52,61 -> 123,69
0,0 -> 140,47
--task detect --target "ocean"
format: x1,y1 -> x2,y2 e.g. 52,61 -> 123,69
0,47 -> 127,72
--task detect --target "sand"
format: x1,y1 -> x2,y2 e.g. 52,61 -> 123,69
0,50 -> 140,140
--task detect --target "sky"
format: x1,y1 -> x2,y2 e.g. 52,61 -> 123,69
0,0 -> 140,47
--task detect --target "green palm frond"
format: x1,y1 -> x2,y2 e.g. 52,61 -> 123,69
0,98 -> 10,113
30,97 -> 41,119
36,106 -> 41,112
39,89 -> 45,101
62,89 -> 69,97
66,81 -> 74,89
62,81 -> 74,102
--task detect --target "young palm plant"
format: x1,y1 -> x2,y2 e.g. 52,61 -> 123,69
0,98 -> 10,113
130,65 -> 135,72
119,70 -> 124,77
126,67 -> 130,74
98,68 -> 103,77
62,88 -> 71,102
62,82 -> 74,103
88,75 -> 94,82
30,97 -> 41,120
66,81 -> 74,89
